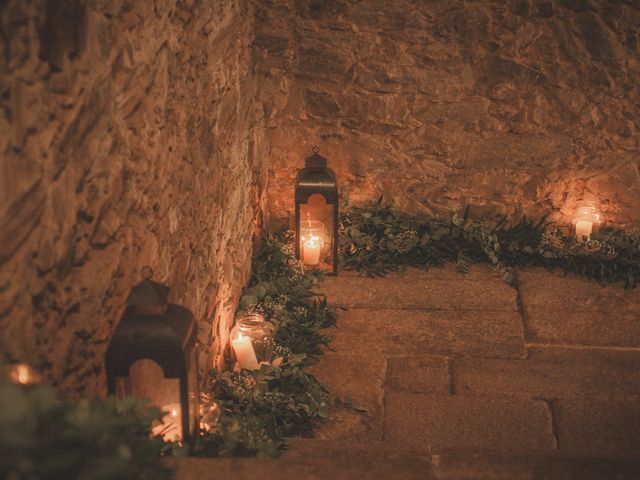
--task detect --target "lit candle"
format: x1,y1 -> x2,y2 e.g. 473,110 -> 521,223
575,220 -> 593,240
573,197 -> 601,241
151,403 -> 182,442
303,235 -> 321,265
13,364 -> 33,384
2,363 -> 42,386
231,333 -> 259,370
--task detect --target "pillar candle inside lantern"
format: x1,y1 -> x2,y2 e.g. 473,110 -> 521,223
303,235 -> 321,265
151,403 -> 182,442
575,220 -> 593,240
231,333 -> 259,370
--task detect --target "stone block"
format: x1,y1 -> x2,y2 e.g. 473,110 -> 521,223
321,272 -> 518,311
517,269 -> 640,312
554,399 -> 640,459
453,346 -> 640,400
517,269 -> 640,347
523,308 -> 640,348
384,393 -> 556,454
340,265 -> 504,282
308,352 -> 385,440
386,355 -> 450,394
430,450 -> 640,480
173,441 -> 434,480
330,308 -> 526,358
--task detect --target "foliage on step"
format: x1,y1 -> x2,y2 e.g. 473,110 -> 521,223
195,233 -> 337,457
341,199 -> 640,288
0,382 -> 173,480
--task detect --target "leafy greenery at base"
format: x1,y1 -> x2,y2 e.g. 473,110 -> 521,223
0,383 -> 172,480
195,233 -> 337,457
341,199 -> 640,288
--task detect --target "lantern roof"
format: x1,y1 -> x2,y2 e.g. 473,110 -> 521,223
305,150 -> 327,170
295,147 -> 338,203
126,269 -> 169,308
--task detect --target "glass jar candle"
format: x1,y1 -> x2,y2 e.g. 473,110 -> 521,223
573,199 -> 602,240
230,313 -> 274,370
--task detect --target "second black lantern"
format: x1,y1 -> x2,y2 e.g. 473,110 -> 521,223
295,147 -> 339,275
105,271 -> 199,445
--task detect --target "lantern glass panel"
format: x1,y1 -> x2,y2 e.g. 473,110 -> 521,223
114,359 -> 183,442
299,194 -> 335,270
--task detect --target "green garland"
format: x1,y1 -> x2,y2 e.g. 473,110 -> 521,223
195,233 -> 337,457
0,383 -> 172,479
340,199 -> 640,288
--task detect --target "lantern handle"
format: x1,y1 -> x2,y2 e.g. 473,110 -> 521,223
312,145 -> 320,154
141,266 -> 154,280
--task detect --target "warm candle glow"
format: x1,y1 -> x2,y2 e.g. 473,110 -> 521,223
231,333 -> 260,370
573,198 -> 601,241
3,363 -> 42,386
199,398 -> 221,433
151,403 -> 182,442
575,220 -> 593,240
303,235 -> 321,265
15,364 -> 31,384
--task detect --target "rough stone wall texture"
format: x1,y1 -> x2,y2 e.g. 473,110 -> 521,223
0,0 -> 266,397
256,0 -> 640,229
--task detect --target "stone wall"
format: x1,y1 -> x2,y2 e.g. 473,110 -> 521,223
256,0 -> 640,229
0,0 -> 266,397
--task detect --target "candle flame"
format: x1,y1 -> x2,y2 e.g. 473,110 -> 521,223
573,199 -> 602,225
15,365 -> 30,384
305,234 -> 320,248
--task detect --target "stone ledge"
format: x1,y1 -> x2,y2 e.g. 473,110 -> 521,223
516,268 -> 640,347
330,308 -> 526,358
307,352 -> 385,441
429,450 -> 640,480
384,393 -> 556,454
554,399 -> 640,460
517,269 -> 640,312
452,346 -> 640,400
521,307 -> 640,348
171,440 -> 433,480
171,448 -> 640,480
386,355 -> 450,394
339,265 -> 504,281
322,273 -> 518,311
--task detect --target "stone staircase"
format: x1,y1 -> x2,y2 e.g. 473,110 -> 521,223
175,266 -> 640,479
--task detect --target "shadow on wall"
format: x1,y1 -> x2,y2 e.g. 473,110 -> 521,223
38,0 -> 86,72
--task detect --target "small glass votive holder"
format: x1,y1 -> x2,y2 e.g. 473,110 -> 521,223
230,313 -> 274,370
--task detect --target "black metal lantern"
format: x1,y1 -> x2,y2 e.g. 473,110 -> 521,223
295,146 -> 339,275
105,270 -> 198,445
